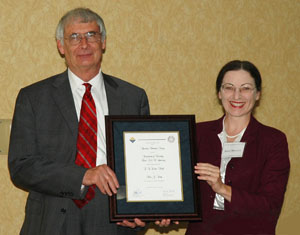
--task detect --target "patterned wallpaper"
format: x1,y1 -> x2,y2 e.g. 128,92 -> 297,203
0,0 -> 299,234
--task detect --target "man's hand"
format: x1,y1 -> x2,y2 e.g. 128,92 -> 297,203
117,218 -> 146,228
155,219 -> 179,227
82,164 -> 119,196
116,218 -> 179,228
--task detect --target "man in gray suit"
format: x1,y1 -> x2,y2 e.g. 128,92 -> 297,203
8,8 -> 150,235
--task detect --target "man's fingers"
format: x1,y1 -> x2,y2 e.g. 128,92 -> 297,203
105,167 -> 119,188
155,219 -> 171,227
134,218 -> 145,227
117,219 -> 145,228
117,220 -> 135,228
84,165 -> 119,195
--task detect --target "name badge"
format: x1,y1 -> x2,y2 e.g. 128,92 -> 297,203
222,142 -> 246,158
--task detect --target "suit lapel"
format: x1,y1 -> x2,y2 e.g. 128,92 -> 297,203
49,72 -> 124,137
51,71 -> 78,137
103,73 -> 122,115
239,115 -> 259,160
228,116 -> 259,168
241,115 -> 259,144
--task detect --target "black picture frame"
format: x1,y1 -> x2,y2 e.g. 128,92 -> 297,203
105,115 -> 201,222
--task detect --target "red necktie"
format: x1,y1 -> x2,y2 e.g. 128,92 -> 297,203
73,83 -> 97,208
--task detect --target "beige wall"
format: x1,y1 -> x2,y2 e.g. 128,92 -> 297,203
0,0 -> 299,234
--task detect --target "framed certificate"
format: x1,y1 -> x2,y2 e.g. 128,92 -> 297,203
105,115 -> 201,222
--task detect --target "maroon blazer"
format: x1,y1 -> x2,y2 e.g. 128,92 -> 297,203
186,116 -> 290,235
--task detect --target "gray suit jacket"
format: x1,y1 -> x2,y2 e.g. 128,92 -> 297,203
8,70 -> 150,235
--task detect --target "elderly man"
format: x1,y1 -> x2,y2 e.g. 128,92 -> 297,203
8,8 -> 150,235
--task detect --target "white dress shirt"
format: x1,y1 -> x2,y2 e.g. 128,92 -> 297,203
68,68 -> 109,166
213,117 -> 246,210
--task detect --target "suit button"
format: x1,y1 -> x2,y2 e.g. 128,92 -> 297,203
61,208 -> 66,214
229,164 -> 234,169
227,180 -> 232,185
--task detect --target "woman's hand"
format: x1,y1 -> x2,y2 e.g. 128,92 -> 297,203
195,163 -> 232,202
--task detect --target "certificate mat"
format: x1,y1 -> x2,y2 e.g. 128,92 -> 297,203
105,115 -> 201,222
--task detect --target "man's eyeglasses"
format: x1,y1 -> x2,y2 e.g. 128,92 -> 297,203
65,31 -> 102,45
221,83 -> 256,95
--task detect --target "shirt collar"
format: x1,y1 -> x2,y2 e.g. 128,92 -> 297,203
218,116 -> 246,143
68,68 -> 104,93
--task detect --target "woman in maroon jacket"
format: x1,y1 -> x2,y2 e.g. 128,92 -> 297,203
186,60 -> 290,234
